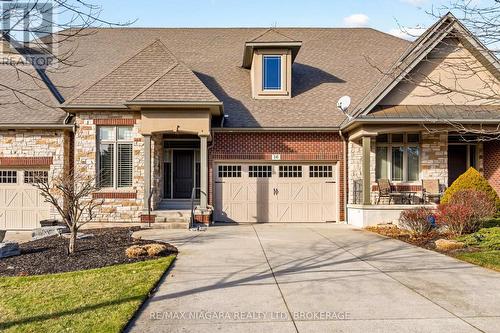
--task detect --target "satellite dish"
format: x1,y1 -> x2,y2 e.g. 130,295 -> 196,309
337,96 -> 351,113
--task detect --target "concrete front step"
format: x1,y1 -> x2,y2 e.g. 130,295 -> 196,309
158,200 -> 199,210
148,209 -> 191,229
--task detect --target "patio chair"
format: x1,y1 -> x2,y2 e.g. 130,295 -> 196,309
422,179 -> 442,203
376,179 -> 407,204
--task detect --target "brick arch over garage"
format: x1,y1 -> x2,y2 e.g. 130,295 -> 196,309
484,140 -> 500,195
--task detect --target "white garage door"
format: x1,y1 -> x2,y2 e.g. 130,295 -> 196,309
215,163 -> 338,223
0,169 -> 50,230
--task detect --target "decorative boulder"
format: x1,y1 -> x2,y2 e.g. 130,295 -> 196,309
435,239 -> 465,252
32,226 -> 69,240
0,242 -> 20,258
61,233 -> 94,240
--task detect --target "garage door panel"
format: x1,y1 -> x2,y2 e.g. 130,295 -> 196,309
5,190 -> 20,206
290,203 -> 308,222
277,203 -> 291,222
307,184 -> 322,201
215,163 -> 338,223
291,184 -> 306,201
5,210 -> 20,230
0,169 -> 50,230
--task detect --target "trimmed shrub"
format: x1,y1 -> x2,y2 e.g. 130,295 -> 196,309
441,167 -> 500,212
399,207 -> 434,235
437,189 -> 496,236
125,245 -> 147,258
448,189 -> 496,222
145,243 -> 168,257
436,203 -> 475,236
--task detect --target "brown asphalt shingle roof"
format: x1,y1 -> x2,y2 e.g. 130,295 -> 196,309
130,62 -> 219,103
47,27 -> 410,128
0,64 -> 65,124
65,40 -> 218,106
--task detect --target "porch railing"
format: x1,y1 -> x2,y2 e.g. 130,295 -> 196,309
352,180 -> 362,204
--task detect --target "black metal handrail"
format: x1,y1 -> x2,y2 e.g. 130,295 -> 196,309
147,190 -> 154,228
190,187 -> 207,229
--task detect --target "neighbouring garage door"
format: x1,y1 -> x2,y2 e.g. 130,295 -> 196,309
0,169 -> 50,230
215,163 -> 338,223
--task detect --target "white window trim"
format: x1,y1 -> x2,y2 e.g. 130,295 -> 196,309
262,55 -> 284,92
252,49 -> 291,99
376,133 -> 421,183
97,126 -> 134,189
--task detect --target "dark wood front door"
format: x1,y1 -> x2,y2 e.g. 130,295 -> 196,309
173,150 -> 194,198
448,145 -> 467,186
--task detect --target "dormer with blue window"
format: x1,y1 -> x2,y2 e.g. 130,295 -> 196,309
242,29 -> 302,99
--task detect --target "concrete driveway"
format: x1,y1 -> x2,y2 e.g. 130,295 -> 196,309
127,224 -> 500,333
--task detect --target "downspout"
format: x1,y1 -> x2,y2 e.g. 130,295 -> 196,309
204,113 -> 225,211
338,129 -> 348,224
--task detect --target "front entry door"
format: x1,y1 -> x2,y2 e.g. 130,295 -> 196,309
448,145 -> 467,186
173,150 -> 194,198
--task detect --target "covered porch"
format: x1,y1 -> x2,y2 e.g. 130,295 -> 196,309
137,103 -> 223,226
346,124 -> 484,227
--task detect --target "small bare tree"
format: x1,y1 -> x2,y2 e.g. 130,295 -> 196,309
33,170 -> 104,254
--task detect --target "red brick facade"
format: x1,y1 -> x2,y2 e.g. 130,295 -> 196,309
93,118 -> 137,126
209,131 -> 345,221
92,192 -> 137,199
0,156 -> 53,166
484,140 -> 500,195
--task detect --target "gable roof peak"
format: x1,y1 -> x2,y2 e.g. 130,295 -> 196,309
348,12 -> 500,120
248,28 -> 298,43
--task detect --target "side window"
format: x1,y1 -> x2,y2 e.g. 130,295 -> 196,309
0,170 -> 17,184
218,165 -> 242,178
97,126 -> 134,188
309,165 -> 333,178
249,165 -> 272,178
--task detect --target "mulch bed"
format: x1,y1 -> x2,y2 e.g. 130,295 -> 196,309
365,225 -> 484,257
365,225 -> 451,250
0,227 -> 177,277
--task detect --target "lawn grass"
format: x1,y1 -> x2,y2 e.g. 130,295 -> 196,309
0,255 -> 175,333
453,218 -> 500,271
455,251 -> 500,272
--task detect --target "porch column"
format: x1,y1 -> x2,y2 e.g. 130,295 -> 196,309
143,134 -> 152,210
199,133 -> 209,209
362,136 -> 371,205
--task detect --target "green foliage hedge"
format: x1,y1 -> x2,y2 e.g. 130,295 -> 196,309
441,167 -> 500,211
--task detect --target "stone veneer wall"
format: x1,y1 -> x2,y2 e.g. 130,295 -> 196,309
420,133 -> 448,186
347,138 -> 376,204
347,132 -> 464,204
74,111 -> 156,222
0,129 -> 68,218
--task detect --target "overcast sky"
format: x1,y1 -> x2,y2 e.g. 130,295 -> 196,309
95,0 -> 458,40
